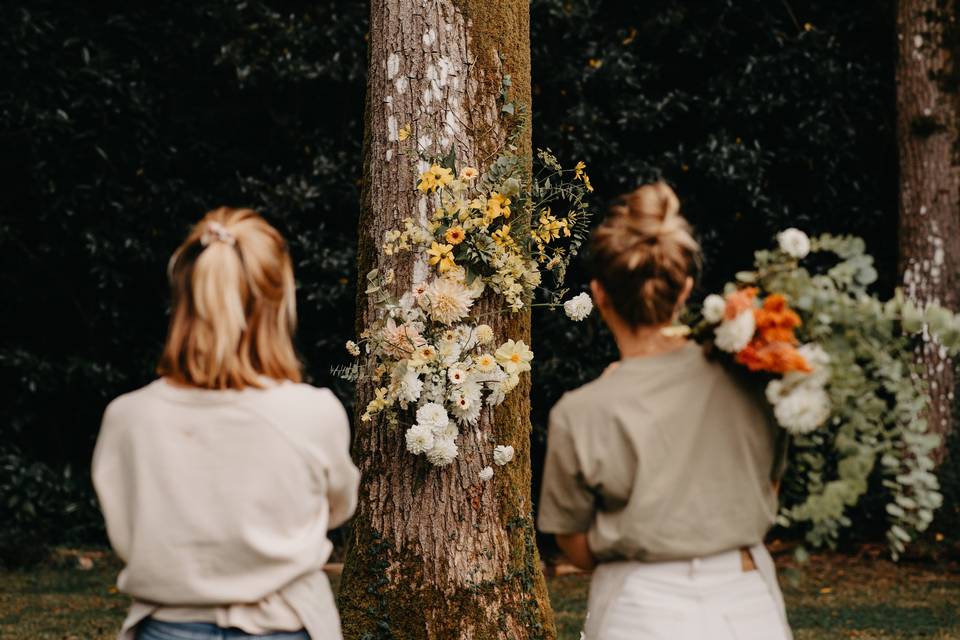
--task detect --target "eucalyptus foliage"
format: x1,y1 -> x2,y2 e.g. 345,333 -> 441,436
736,235 -> 959,557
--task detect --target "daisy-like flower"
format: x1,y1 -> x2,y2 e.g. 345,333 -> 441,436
474,353 -> 497,373
702,294 -> 727,324
345,340 -> 361,357
416,402 -> 449,430
563,293 -> 593,321
450,381 -> 482,425
474,324 -> 494,344
448,366 -> 468,385
424,277 -> 477,325
493,444 -> 515,466
478,466 -> 494,481
426,438 -> 459,467
460,166 -> 479,180
405,424 -> 435,455
427,242 -> 455,273
409,344 -> 437,368
444,226 -> 466,245
495,339 -> 534,374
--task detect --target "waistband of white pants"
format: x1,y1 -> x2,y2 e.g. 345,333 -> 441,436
623,548 -> 748,579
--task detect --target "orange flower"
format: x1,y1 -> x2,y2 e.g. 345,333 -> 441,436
736,341 -> 812,374
754,294 -> 802,345
724,287 -> 758,320
733,293 -> 810,374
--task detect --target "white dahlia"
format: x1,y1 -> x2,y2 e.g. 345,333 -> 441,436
777,228 -> 811,259
702,294 -> 727,324
773,386 -> 831,435
405,424 -> 435,455
563,292 -> 594,321
416,402 -> 449,430
493,444 -> 515,466
423,277 -> 477,325
427,438 -> 459,467
714,311 -> 756,353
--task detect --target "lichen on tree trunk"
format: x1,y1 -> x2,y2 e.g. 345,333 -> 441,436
895,0 -> 960,455
338,1 -> 555,638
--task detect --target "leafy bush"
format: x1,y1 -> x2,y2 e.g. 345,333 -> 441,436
0,447 -> 100,567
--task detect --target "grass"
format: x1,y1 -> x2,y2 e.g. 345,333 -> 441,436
1,549 -> 958,639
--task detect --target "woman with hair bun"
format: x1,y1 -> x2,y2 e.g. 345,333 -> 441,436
93,208 -> 359,640
538,183 -> 792,639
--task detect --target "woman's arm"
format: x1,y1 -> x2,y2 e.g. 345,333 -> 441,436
555,532 -> 595,571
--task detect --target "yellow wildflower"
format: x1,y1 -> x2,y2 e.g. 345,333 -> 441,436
460,166 -> 479,180
583,173 -> 593,192
417,164 -> 454,193
427,242 -> 454,270
492,224 -> 514,247
574,161 -> 586,179
445,226 -> 466,245
398,124 -> 411,141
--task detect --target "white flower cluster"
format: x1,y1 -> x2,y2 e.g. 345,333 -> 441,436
765,344 -> 832,435
359,275 -> 533,467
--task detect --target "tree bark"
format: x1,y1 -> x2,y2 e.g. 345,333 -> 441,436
896,0 -> 960,454
338,2 -> 555,639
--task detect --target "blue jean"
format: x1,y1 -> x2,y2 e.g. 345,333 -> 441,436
137,619 -> 310,640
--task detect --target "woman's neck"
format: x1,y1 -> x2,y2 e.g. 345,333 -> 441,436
613,323 -> 688,360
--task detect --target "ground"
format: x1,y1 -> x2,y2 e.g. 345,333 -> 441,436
1,550 -> 957,639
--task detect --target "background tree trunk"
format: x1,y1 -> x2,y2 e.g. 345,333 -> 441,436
338,1 -> 556,638
896,0 -> 960,454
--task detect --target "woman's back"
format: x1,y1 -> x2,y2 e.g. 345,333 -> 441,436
94,380 -> 356,606
539,342 -> 781,562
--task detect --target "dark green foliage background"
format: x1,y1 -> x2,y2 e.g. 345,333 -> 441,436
4,0 -> 939,557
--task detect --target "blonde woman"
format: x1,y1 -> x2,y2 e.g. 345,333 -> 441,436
93,208 -> 360,640
538,184 -> 792,640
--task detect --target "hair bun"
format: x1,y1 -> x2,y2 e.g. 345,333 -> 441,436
590,181 -> 701,326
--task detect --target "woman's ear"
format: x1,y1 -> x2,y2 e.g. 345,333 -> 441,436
590,279 -> 607,311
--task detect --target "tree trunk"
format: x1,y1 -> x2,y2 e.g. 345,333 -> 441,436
338,2 -> 555,639
896,0 -> 960,454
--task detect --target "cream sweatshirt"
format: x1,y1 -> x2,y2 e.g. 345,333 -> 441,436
92,378 -> 360,640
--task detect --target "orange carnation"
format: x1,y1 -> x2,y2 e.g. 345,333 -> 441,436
754,294 -> 803,345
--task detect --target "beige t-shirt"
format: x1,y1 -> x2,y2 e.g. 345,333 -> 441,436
538,342 -> 784,562
92,379 -> 360,639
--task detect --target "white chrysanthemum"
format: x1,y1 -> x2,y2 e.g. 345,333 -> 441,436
493,444 -> 515,466
426,438 -> 459,467
416,402 -> 449,430
431,419 -> 459,441
714,311 -> 756,353
773,386 -> 831,434
479,466 -> 494,481
702,294 -> 727,324
777,228 -> 811,259
397,368 -> 423,404
563,292 -> 594,321
423,277 -> 476,325
405,424 -> 435,455
474,324 -> 494,344
345,340 -> 361,357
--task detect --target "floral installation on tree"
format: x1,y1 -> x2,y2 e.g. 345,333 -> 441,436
692,228 -> 960,558
341,146 -> 594,476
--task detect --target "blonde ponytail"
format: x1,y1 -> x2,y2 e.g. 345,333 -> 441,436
590,182 -> 700,326
158,207 -> 301,389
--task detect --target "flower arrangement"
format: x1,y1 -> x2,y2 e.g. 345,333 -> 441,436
694,228 -> 960,557
344,148 -> 594,474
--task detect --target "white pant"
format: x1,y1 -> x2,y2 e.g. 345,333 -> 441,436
592,549 -> 791,640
